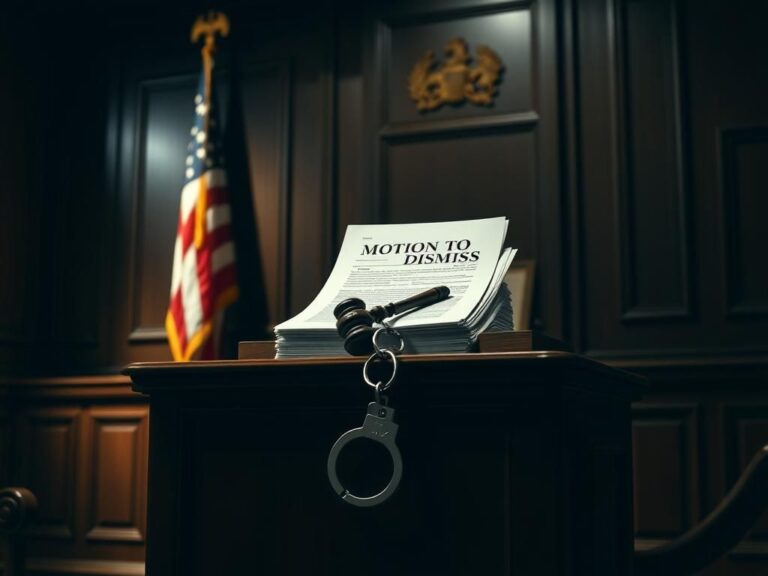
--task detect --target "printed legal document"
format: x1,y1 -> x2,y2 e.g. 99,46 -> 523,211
274,217 -> 517,357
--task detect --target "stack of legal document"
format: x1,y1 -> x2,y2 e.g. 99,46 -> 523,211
273,217 -> 517,358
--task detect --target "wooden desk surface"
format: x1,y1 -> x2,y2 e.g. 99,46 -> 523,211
124,350 -> 645,398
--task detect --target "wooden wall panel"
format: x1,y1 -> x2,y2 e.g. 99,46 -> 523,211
184,405 -> 533,575
0,22 -> 42,370
24,558 -> 145,575
9,378 -> 148,572
17,408 -> 81,540
384,128 -> 536,257
631,403 -> 699,548
44,26 -> 111,353
576,0 -> 768,359
579,0 -> 694,355
720,127 -> 768,318
0,16 -> 117,374
365,0 -> 563,336
237,61 -> 291,328
335,12 -> 366,246
631,372 -> 768,576
615,0 -> 690,321
280,15 -> 335,317
130,75 -> 201,343
0,406 -> 7,487
85,407 -> 148,543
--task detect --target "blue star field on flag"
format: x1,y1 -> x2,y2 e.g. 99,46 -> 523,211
185,74 -> 225,184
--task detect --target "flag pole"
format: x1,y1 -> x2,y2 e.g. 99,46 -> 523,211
190,11 -> 230,249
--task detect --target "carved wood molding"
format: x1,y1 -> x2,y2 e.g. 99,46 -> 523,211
5,375 -> 138,400
23,557 -> 145,575
19,408 -> 81,541
631,403 -> 701,540
719,125 -> 768,318
85,407 -> 148,545
379,110 -> 538,140
610,0 -> 693,323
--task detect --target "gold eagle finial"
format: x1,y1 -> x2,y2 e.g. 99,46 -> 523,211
191,11 -> 230,49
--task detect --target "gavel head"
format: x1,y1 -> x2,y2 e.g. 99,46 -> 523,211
333,297 -> 375,356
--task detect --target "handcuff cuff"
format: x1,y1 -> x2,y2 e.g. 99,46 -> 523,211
327,324 -> 405,507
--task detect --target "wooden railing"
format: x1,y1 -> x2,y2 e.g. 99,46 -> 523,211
635,446 -> 768,575
0,488 -> 37,576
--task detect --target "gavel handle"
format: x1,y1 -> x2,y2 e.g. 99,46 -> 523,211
369,286 -> 450,322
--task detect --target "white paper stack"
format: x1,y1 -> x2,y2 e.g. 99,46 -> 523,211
273,217 -> 517,358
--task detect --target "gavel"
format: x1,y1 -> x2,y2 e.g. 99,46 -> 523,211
333,286 -> 451,356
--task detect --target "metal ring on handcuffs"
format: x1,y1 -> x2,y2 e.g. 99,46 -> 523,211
327,326 -> 404,507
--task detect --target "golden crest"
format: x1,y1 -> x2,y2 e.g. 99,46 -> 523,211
408,38 -> 504,112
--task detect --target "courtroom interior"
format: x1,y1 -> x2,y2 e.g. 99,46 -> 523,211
1,0 -> 768,575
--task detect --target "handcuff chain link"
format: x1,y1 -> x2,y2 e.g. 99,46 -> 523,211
363,326 -> 404,396
374,321 -> 405,357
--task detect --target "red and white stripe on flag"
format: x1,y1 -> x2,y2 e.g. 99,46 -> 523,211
165,168 -> 238,360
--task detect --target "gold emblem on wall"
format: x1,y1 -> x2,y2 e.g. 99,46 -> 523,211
408,37 -> 504,112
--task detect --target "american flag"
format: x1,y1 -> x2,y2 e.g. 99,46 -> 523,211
165,69 -> 238,360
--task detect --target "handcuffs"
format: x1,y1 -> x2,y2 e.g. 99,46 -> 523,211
327,326 -> 405,507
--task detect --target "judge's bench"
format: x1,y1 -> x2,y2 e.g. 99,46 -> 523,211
125,351 -> 645,575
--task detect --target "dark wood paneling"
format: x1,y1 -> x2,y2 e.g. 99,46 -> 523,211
238,61 -> 291,327
631,403 -> 699,545
45,28 -> 112,352
629,370 -> 768,576
4,2 -> 768,573
578,0 -> 768,360
130,75 -> 200,342
367,0 -> 563,336
592,447 -> 629,574
0,16 -> 117,373
723,405 -> 768,557
579,0 -> 694,351
281,15 -> 335,316
614,0 -> 690,321
188,408 -> 515,575
6,378 -> 148,570
24,558 -> 145,576
17,408 -> 81,540
720,127 -> 768,318
336,11 -> 367,244
85,407 -> 148,543
384,128 -> 536,260
0,406 -> 7,487
0,22 -> 42,360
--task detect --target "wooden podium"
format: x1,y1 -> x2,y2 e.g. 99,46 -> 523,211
125,352 -> 644,576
